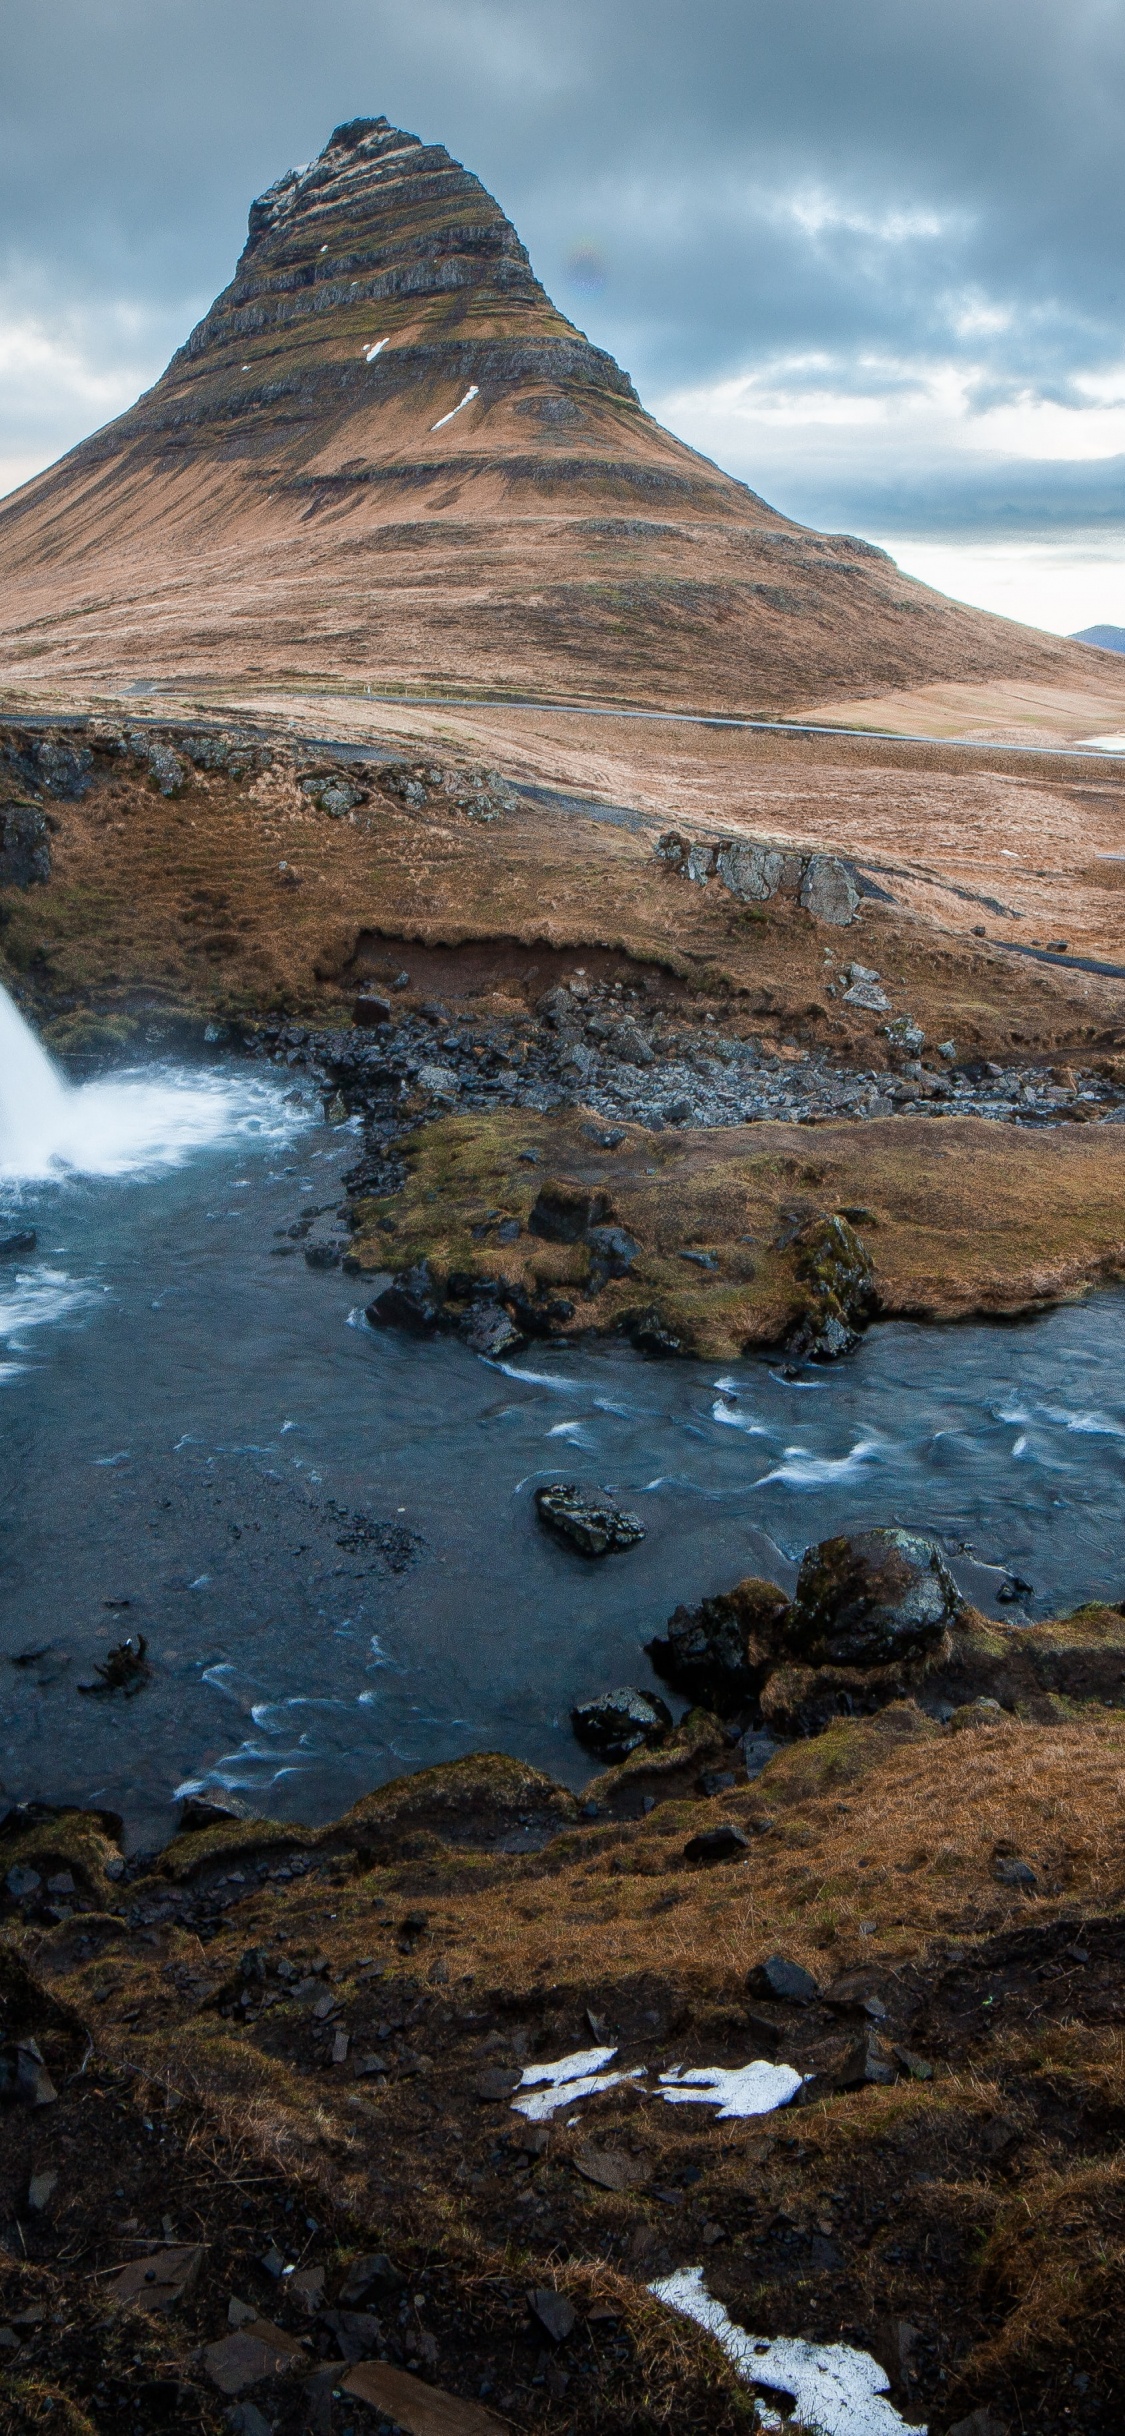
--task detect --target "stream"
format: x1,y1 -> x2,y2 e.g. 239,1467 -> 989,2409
2,1032 -> 1125,1845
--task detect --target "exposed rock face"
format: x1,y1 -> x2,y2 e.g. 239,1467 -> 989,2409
0,117 -> 1100,707
786,1527 -> 964,1668
0,803 -> 50,887
648,1576 -> 791,1713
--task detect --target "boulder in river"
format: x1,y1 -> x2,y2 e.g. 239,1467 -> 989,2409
648,1576 -> 791,1712
785,1212 -> 876,1362
571,1685 -> 672,1758
787,1526 -> 963,1668
365,1260 -> 444,1333
534,1482 -> 645,1557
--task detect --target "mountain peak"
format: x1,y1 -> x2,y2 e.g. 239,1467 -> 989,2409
0,121 -> 1094,709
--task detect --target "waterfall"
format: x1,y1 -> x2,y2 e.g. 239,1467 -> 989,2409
0,982 -> 303,1181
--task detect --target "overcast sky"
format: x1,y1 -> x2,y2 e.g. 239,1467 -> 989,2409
3,0 -> 1125,633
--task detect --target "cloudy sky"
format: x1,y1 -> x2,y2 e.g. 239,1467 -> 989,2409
3,0 -> 1125,634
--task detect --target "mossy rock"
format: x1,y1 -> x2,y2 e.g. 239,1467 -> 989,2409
0,1805 -> 124,1909
584,1708 -> 730,1813
337,1753 -> 578,1854
148,1815 -> 318,1885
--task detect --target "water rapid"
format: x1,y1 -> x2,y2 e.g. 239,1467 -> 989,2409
0,982 -> 292,1182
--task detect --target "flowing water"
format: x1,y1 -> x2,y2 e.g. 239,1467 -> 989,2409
3,988 -> 1125,1846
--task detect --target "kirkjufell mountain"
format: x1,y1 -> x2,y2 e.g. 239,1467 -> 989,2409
0,116 -> 1093,706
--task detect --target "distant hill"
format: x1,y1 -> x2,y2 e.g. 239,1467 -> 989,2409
0,116 -> 1108,710
1072,625 -> 1125,654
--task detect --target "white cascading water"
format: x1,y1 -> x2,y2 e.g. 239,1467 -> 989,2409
0,982 -> 298,1181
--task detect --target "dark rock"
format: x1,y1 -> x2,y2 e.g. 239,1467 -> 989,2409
459,1304 -> 525,1358
586,1223 -> 638,1283
625,1306 -> 683,1357
528,1184 -> 612,1242
337,2252 -> 404,2308
0,2037 -> 58,2107
571,1686 -> 672,1759
365,1260 -> 444,1333
534,1482 -> 644,1557
353,995 -> 391,1027
0,802 -> 51,886
663,1096 -> 694,1124
893,2045 -> 933,2080
683,1824 -> 750,1865
785,1213 -> 877,1361
747,1953 -> 821,2006
178,1793 -> 255,1835
786,1526 -> 963,1668
648,1575 -> 790,1712
831,2028 -> 897,2088
317,2309 -> 382,2362
743,2009 -> 785,2049
495,1216 -> 522,1244
994,1857 -> 1038,1890
474,2067 -> 521,2101
527,2288 -> 576,2343
742,1728 -> 783,1779
698,1769 -> 736,1797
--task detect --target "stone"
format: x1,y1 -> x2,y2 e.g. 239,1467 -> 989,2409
799,853 -> 860,925
950,1698 -> 1005,1731
343,2360 -> 511,2434
353,993 -> 391,1026
474,2067 -> 522,2101
585,1223 -> 638,1281
5,1863 -> 42,1902
786,1526 -> 963,1668
570,1686 -> 672,1759
714,838 -> 801,903
831,2028 -> 897,2088
302,775 -> 365,817
626,1306 -> 683,1356
29,737 -> 93,798
535,1482 -> 644,1557
842,975 -> 890,1012
108,2244 -> 204,2313
366,1260 -> 444,1333
527,2287 -> 576,2343
202,2319 -> 304,2394
571,2142 -> 647,2190
528,1184 -> 612,1242
26,2170 -> 58,2212
458,1304 -> 524,1358
0,802 -> 51,886
178,1792 -> 254,1833
648,1576 -> 790,1712
0,2040 -> 57,2106
611,1020 -> 655,1067
994,1857 -> 1038,1890
338,2251 -> 404,2307
417,1062 -> 460,1098
746,1954 -> 821,2006
130,738 -> 186,796
683,1824 -> 750,1865
785,1213 -> 877,1363
884,1013 -> 925,1054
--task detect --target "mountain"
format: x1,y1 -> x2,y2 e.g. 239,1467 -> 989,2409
0,116 -> 1101,711
1072,624 -> 1125,654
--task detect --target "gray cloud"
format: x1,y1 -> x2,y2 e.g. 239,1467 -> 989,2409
1,0 -> 1124,552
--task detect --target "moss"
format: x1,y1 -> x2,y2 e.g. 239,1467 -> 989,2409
756,1704 -> 939,1805
348,1103 -> 1125,1359
337,1752 -> 578,1851
583,1709 -> 729,1808
146,1816 -> 317,1886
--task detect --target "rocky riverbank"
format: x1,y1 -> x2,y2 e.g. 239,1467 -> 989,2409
3,1526 -> 1124,2433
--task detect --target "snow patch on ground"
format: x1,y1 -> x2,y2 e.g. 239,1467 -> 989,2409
649,2267 -> 926,2436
